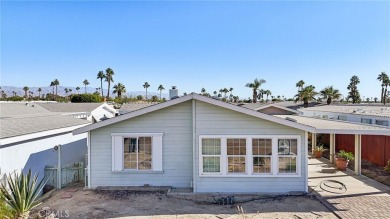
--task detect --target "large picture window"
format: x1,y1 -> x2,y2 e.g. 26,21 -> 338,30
199,135 -> 300,177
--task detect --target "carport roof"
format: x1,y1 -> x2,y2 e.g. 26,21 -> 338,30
275,115 -> 390,135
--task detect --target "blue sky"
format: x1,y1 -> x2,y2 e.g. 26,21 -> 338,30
1,1 -> 389,99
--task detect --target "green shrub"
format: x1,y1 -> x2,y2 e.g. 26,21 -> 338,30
71,94 -> 101,103
336,150 -> 354,161
6,96 -> 24,101
0,190 -> 14,219
136,95 -> 143,100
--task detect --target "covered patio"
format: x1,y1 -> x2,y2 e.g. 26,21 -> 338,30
276,115 -> 390,175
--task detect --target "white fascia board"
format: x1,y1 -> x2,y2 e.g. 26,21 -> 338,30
315,129 -> 390,136
0,124 -> 89,145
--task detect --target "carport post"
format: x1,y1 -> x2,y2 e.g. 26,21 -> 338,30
311,133 -> 317,155
330,133 -> 335,163
354,134 -> 361,175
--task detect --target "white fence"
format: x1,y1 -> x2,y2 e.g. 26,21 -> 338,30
44,162 -> 84,188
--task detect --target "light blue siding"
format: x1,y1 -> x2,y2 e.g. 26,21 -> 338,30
89,101 -> 193,188
194,100 -> 306,193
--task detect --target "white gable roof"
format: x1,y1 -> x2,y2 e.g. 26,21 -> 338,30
73,93 -> 315,135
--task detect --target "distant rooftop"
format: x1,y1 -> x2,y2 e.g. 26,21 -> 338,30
118,102 -> 159,113
241,101 -> 323,111
299,104 -> 390,118
36,102 -> 105,113
0,102 -> 50,118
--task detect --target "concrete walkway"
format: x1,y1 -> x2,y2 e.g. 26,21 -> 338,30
308,157 -> 390,219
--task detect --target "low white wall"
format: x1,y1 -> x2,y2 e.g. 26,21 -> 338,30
0,132 -> 87,183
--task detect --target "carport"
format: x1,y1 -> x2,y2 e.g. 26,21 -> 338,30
276,115 -> 390,175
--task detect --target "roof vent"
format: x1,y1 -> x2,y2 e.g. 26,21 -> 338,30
285,117 -> 297,122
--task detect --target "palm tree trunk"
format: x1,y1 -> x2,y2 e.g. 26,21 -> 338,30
304,98 -> 309,108
327,97 -> 331,105
381,86 -> 384,103
385,86 -> 388,105
160,91 -> 162,100
107,82 -> 110,99
101,79 -> 103,98
253,90 -> 257,103
85,85 -> 87,94
146,88 -> 148,100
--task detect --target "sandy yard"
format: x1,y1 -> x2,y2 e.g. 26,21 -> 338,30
33,185 -> 336,219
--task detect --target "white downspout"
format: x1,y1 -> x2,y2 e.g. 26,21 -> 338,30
88,131 -> 91,188
57,144 -> 62,189
304,132 -> 308,193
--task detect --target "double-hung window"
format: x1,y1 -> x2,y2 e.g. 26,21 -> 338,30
124,137 -> 152,170
227,138 -> 246,173
252,138 -> 272,174
201,138 -> 221,173
278,139 -> 298,174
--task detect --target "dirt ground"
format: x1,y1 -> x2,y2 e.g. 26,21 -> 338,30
32,185 -> 336,219
361,160 -> 390,187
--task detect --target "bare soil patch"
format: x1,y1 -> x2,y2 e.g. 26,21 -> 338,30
361,160 -> 390,187
32,185 -> 336,219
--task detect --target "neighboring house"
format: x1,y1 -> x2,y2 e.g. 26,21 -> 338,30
73,94 -> 390,193
241,103 -> 301,115
36,102 -> 117,122
117,102 -> 158,115
0,103 -> 90,184
299,104 -> 390,126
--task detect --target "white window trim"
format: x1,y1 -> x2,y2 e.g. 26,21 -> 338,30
111,133 -> 163,173
199,135 -> 301,178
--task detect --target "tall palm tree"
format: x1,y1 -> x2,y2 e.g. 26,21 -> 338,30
50,81 -> 55,97
158,84 -> 165,100
113,83 -> 126,98
265,90 -> 272,101
384,78 -> 390,105
229,87 -> 233,96
143,82 -> 150,100
105,68 -> 114,99
76,86 -> 80,94
69,88 -> 72,94
83,79 -> 90,94
377,72 -> 388,103
320,86 -> 342,105
213,91 -> 217,96
258,89 -> 266,101
37,88 -> 42,98
97,70 -> 105,98
222,88 -> 229,98
201,88 -> 206,94
347,75 -> 361,104
53,79 -> 60,97
296,80 -> 305,92
245,78 -> 266,103
64,88 -> 69,97
23,86 -> 29,98
295,85 -> 317,107
12,91 -> 17,97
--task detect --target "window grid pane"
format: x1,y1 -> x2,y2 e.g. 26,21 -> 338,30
278,157 -> 297,173
227,138 -> 246,155
203,157 -> 220,172
253,157 -> 271,173
228,157 -> 246,173
124,137 -> 152,170
202,138 -> 221,173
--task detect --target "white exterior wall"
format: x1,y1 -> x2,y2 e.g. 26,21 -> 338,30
89,101 -> 193,188
0,132 -> 87,182
88,104 -> 117,122
194,100 -> 306,193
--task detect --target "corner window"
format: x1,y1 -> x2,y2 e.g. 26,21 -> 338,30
201,139 -> 221,173
278,139 -> 297,174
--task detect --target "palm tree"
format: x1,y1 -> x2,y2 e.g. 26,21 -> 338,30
265,90 -> 272,101
37,88 -> 42,98
158,84 -> 165,100
320,86 -> 342,105
296,80 -> 305,92
113,83 -> 126,98
213,91 -> 217,96
347,75 -> 361,104
245,78 -> 266,103
76,86 -> 80,94
23,86 -> 29,98
384,78 -> 390,105
295,85 -> 317,107
97,70 -> 105,98
258,89 -> 266,101
69,88 -> 72,94
64,88 -> 69,97
105,68 -> 114,99
222,88 -> 229,98
12,91 -> 17,97
50,81 -> 55,97
377,72 -> 388,103
229,87 -> 233,96
53,79 -> 60,97
143,82 -> 150,100
201,88 -> 206,94
83,79 -> 90,94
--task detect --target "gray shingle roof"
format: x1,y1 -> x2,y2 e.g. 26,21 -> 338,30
299,105 -> 390,118
36,102 -> 104,113
118,102 -> 158,113
0,103 -> 91,139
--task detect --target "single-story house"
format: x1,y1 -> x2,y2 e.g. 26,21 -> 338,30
73,94 -> 390,193
0,103 -> 90,185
